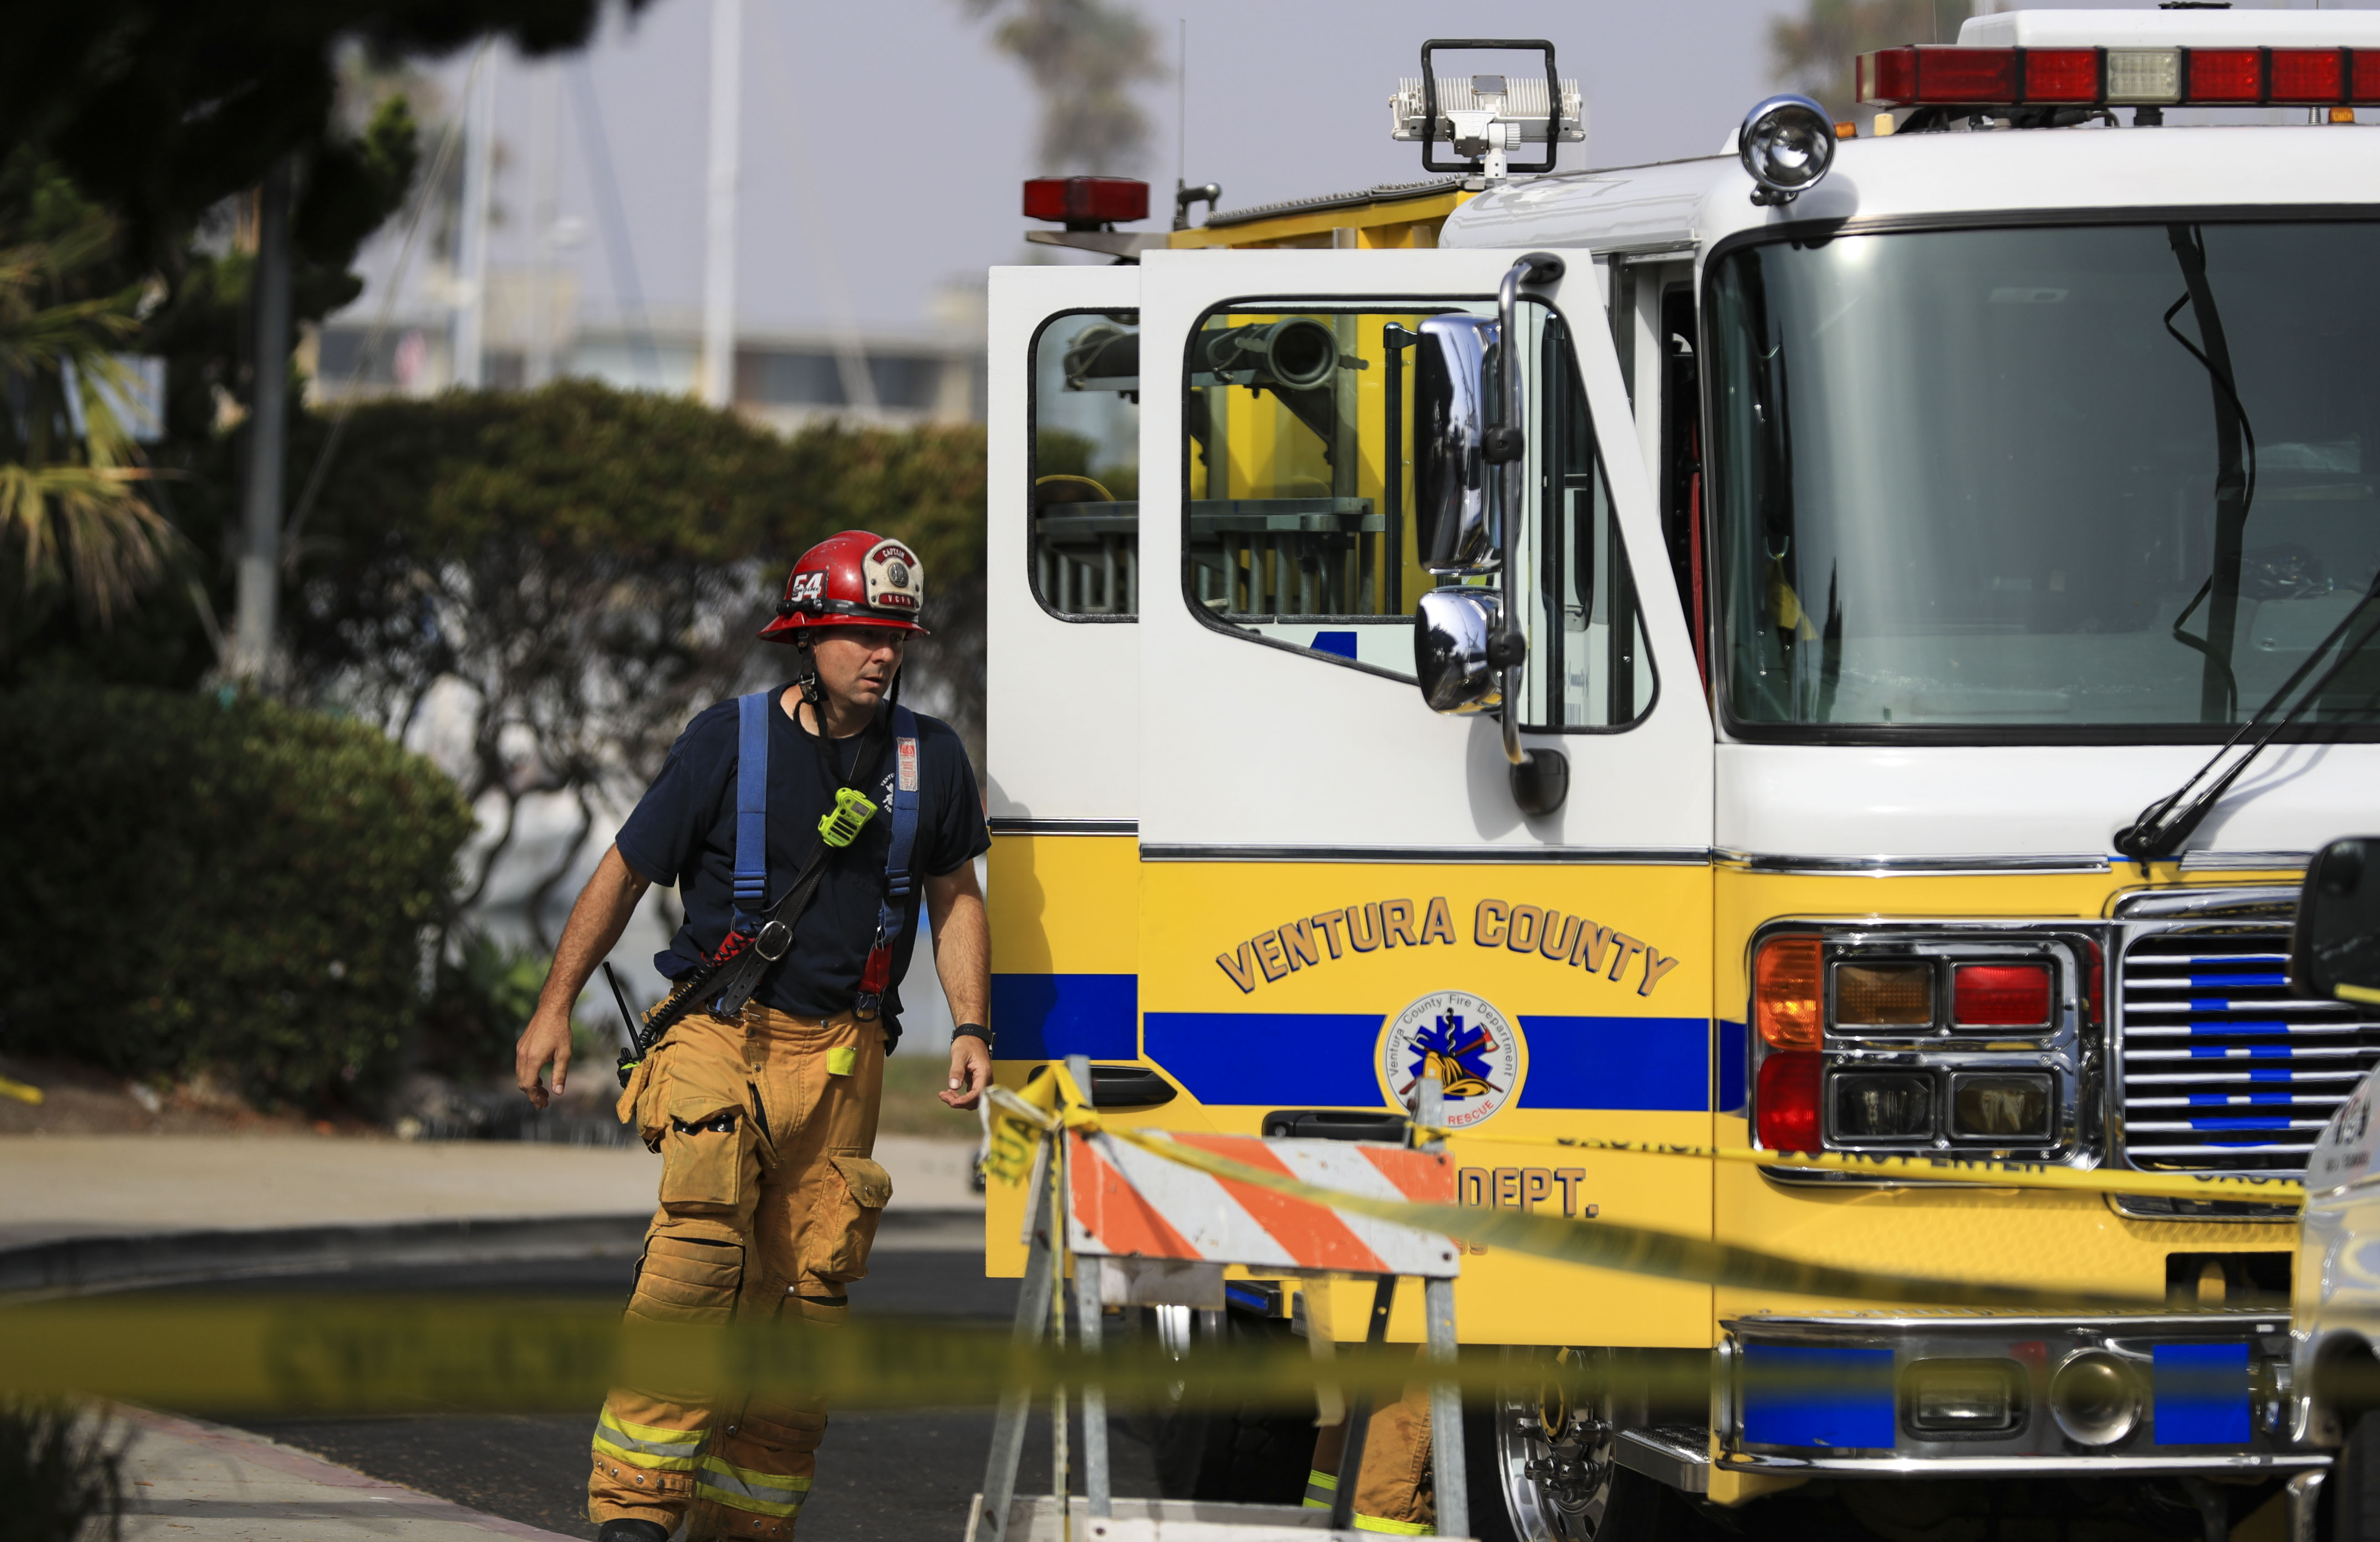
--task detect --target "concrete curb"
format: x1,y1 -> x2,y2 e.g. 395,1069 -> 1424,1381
0,1207 -> 984,1297
116,1404 -> 589,1542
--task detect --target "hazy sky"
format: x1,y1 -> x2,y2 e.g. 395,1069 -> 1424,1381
381,0 -> 2339,339
388,0 -> 1810,336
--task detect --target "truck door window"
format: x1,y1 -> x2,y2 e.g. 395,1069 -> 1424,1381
1514,303 -> 1656,730
1183,304 -> 1479,673
1030,311 -> 1140,619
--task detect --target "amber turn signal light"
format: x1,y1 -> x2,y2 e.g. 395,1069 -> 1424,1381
1755,936 -> 1823,1048
1835,961 -> 1934,1027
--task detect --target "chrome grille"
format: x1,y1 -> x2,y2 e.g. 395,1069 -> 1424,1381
2116,912 -> 2372,1176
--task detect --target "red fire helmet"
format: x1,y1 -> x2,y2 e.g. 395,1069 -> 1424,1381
757,530 -> 930,642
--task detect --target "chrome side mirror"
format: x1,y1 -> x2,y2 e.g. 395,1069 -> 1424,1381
1412,315 -> 1500,576
2294,838 -> 2380,1008
1414,587 -> 1503,714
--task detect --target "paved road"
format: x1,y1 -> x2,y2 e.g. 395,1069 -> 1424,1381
161,1252 -> 1157,1542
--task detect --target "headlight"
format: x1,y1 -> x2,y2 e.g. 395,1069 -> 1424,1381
1738,93 -> 1837,206
1833,1071 -> 1934,1141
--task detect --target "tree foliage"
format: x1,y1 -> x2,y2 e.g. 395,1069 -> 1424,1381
0,1 -> 633,263
0,202 -> 175,628
281,380 -> 988,945
1770,0 -> 1973,117
963,0 -> 1167,175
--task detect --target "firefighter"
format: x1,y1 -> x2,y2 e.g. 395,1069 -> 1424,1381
514,529 -> 993,1542
1305,1389 -> 1436,1534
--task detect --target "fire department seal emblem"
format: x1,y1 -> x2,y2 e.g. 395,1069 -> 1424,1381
1377,991 -> 1523,1130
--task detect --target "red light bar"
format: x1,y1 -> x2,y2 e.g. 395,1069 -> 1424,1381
2026,49 -> 2100,102
1856,43 -> 2380,108
2273,49 -> 2346,103
2189,48 -> 2263,103
1023,177 -> 1150,227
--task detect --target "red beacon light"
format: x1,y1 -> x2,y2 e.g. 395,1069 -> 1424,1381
1855,9 -> 2380,117
1023,177 -> 1150,232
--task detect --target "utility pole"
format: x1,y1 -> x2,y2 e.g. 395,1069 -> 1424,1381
527,59 -> 561,388
701,0 -> 741,408
231,156 -> 294,685
455,46 -> 499,389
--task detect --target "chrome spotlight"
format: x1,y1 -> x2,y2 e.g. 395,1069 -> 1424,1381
1739,93 -> 1836,206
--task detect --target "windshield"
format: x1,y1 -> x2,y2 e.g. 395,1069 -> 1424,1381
1709,221 -> 2380,739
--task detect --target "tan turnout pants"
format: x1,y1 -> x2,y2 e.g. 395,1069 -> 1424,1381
588,1005 -> 892,1540
1303,1385 -> 1436,1535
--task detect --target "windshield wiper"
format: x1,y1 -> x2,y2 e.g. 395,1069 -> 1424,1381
2162,224 -> 2258,724
2114,572 -> 2380,865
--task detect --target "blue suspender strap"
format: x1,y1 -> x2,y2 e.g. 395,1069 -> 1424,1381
854,705 -> 922,1018
731,689 -> 771,927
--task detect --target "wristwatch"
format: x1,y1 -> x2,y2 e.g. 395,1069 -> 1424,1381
953,1022 -> 994,1050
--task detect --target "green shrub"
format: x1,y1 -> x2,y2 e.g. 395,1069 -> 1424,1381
0,1400 -> 125,1542
420,925 -> 587,1083
0,683 -> 474,1108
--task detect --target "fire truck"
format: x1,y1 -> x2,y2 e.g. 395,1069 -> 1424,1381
981,14 -> 2380,1537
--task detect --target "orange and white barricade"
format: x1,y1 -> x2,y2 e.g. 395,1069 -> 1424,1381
968,1056 -> 1474,1542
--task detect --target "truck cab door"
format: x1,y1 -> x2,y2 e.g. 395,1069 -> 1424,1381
1130,248 -> 1717,1348
983,264 -> 1143,1272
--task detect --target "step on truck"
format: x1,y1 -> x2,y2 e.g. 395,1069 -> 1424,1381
982,15 -> 2380,1537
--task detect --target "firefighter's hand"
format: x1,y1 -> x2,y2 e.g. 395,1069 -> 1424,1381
516,1007 -> 574,1108
941,1034 -> 992,1110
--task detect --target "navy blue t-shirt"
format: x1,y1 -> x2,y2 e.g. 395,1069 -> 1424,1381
614,686 -> 988,1047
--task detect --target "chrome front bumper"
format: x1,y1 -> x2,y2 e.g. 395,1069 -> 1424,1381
1715,1311 -> 2326,1476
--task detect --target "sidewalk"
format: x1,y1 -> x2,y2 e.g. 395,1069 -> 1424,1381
118,1406 -> 580,1542
0,1133 -> 983,1293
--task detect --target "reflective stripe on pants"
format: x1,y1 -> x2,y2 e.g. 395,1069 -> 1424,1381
1303,1468 -> 1337,1509
693,1454 -> 812,1520
593,1409 -> 706,1472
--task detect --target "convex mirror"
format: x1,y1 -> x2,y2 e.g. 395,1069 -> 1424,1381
1414,587 -> 1503,713
1411,314 -> 1502,577
2294,837 -> 2380,1007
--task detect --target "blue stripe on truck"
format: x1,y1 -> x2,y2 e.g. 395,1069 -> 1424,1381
989,973 -> 1138,1060
1142,1012 -> 1386,1107
1520,1016 -> 1713,1111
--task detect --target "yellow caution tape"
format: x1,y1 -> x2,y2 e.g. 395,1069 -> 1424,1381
1,1292 -> 2330,1415
1430,1131 -> 2305,1208
0,1297 -> 1470,1413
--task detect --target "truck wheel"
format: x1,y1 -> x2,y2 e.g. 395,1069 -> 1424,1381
1144,1306 -> 1318,1504
2338,1414 -> 2380,1541
1472,1349 -> 1620,1542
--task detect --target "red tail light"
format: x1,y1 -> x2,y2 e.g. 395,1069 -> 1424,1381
1756,1052 -> 1823,1151
1023,177 -> 1149,227
1952,963 -> 2054,1028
